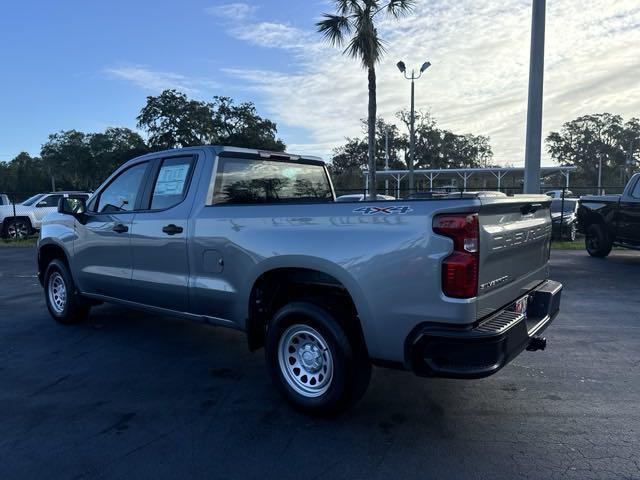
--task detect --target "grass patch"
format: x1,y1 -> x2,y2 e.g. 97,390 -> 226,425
551,240 -> 584,250
0,237 -> 37,247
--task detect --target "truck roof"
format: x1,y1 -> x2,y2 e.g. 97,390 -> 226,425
46,191 -> 90,194
133,145 -> 325,166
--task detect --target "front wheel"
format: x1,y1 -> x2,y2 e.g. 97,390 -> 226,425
585,224 -> 612,257
44,259 -> 91,324
265,301 -> 371,416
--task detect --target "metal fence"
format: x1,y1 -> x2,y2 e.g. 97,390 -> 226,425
335,184 -> 626,199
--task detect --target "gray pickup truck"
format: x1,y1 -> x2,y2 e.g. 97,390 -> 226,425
38,146 -> 562,415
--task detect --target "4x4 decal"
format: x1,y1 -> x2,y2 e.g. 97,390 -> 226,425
353,206 -> 413,215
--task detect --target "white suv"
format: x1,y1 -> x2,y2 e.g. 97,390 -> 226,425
0,192 -> 90,238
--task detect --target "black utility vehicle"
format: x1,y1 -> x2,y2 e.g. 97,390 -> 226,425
578,173 -> 640,257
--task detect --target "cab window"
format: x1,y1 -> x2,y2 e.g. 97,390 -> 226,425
95,162 -> 148,213
150,156 -> 195,210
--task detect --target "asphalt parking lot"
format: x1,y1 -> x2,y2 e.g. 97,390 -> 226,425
0,247 -> 639,480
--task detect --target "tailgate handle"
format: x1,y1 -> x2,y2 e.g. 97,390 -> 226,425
521,203 -> 542,215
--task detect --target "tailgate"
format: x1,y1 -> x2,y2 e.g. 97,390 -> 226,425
476,195 -> 552,320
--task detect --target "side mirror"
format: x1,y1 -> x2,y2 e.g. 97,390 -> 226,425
36,201 -> 47,208
58,197 -> 87,219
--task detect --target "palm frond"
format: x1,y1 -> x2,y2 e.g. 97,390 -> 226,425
344,23 -> 385,68
334,0 -> 362,15
316,14 -> 352,46
384,0 -> 415,17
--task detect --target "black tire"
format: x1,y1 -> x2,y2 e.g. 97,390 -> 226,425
265,300 -> 371,416
4,218 -> 32,239
585,224 -> 612,258
44,259 -> 91,324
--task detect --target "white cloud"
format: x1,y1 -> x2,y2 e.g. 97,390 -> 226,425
231,22 -> 311,49
105,65 -> 219,96
221,0 -> 640,165
205,3 -> 258,21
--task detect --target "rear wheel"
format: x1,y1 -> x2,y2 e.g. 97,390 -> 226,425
585,224 -> 612,257
4,218 -> 31,239
44,259 -> 91,324
265,300 -> 371,416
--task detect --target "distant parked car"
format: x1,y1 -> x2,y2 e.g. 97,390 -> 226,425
446,191 -> 507,199
404,189 -> 456,199
550,198 -> 579,241
335,194 -> 396,202
0,191 -> 90,239
545,189 -> 574,199
0,194 -> 10,206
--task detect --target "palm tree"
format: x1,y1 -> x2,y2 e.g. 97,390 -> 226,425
317,0 -> 415,199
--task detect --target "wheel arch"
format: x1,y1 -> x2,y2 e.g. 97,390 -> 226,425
577,204 -> 607,234
2,215 -> 33,235
37,240 -> 72,286
243,257 -> 374,354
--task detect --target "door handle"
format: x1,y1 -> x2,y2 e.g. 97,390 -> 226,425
112,223 -> 129,233
162,224 -> 183,235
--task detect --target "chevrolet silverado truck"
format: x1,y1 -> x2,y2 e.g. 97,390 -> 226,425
38,146 -> 562,415
578,172 -> 640,257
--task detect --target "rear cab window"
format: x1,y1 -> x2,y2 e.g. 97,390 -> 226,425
212,157 -> 333,205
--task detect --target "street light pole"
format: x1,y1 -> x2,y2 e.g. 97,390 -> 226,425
397,60 -> 431,195
598,154 -> 603,194
523,0 -> 546,194
384,128 -> 390,195
410,74 -> 416,193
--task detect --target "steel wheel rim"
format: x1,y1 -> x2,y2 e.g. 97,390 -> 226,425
278,324 -> 333,398
8,221 -> 28,239
48,272 -> 67,314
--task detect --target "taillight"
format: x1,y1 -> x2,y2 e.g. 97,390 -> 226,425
433,213 -> 479,298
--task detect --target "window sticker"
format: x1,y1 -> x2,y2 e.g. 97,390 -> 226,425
154,164 -> 189,196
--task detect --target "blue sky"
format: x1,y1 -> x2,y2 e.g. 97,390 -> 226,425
0,0 -> 319,161
1,0 -> 639,165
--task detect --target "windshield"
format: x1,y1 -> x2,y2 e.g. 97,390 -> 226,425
551,199 -> 576,213
21,194 -> 45,206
